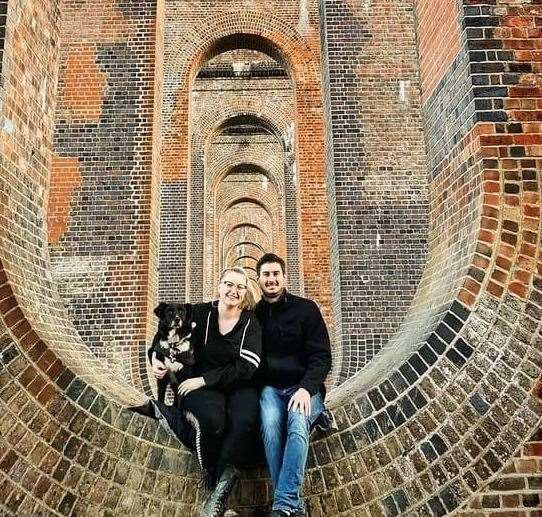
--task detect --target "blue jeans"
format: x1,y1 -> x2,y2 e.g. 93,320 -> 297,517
260,385 -> 324,513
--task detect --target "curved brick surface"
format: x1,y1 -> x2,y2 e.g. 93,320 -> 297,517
0,0 -> 541,516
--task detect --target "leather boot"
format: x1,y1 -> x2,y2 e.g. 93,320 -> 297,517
127,401 -> 157,419
200,465 -> 239,517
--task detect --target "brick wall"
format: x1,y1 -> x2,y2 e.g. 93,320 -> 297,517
321,0 -> 430,376
48,0 -> 162,393
416,0 -> 462,102
185,69 -> 294,301
406,0 -> 542,513
460,430 -> 542,514
0,1 -> 7,75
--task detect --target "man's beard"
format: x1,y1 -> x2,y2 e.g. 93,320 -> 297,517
263,284 -> 282,298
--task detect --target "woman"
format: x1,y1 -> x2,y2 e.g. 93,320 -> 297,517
150,267 -> 261,517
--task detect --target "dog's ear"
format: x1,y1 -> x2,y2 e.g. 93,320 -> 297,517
154,302 -> 168,318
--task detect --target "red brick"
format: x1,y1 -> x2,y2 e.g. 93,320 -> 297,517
509,282 -> 528,298
502,16 -> 535,28
488,281 -> 505,297
483,181 -> 501,193
459,288 -> 476,307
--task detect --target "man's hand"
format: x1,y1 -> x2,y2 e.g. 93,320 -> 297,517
178,377 -> 205,397
288,388 -> 311,417
151,356 -> 167,379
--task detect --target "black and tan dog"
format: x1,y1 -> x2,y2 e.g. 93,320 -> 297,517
147,302 -> 195,405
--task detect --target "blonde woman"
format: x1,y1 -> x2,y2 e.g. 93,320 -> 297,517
150,267 -> 262,517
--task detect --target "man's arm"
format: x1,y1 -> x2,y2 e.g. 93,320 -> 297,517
298,300 -> 332,396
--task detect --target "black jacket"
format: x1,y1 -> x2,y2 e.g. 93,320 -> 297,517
191,302 -> 262,390
255,291 -> 331,396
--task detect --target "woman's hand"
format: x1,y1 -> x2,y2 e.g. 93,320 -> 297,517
178,377 -> 205,397
151,356 -> 167,379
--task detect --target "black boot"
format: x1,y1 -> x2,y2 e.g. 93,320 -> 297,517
127,401 -> 157,419
200,465 -> 239,517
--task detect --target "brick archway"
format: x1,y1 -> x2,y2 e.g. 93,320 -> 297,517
204,157 -> 285,298
160,10 -> 335,333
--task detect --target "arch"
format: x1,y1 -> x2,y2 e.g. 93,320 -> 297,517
220,207 -> 274,242
200,108 -> 289,160
164,16 -> 315,163
233,255 -> 258,264
225,243 -> 265,270
214,113 -> 280,141
224,222 -> 266,236
163,9 -> 333,374
188,100 -> 291,302
212,161 -> 279,196
164,10 -> 319,97
224,197 -> 273,218
161,9 -> 319,193
223,163 -> 271,180
221,223 -> 270,256
226,240 -> 265,256
199,33 -> 290,76
207,152 -> 284,193
232,257 -> 259,273
222,222 -> 267,241
204,148 -> 285,300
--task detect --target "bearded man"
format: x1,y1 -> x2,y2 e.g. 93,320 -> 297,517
254,253 -> 332,517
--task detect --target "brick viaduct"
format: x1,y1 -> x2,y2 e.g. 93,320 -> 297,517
0,0 -> 541,515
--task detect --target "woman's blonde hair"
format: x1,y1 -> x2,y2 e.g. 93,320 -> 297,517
218,266 -> 256,310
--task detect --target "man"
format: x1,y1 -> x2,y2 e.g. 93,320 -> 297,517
255,253 -> 332,517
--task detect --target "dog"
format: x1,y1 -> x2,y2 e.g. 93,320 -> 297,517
148,302 -> 195,405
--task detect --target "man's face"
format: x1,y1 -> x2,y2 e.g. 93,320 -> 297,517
258,262 -> 286,299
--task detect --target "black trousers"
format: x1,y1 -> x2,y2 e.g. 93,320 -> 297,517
181,386 -> 260,479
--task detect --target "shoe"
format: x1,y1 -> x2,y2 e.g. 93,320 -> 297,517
270,507 -> 305,516
127,401 -> 157,419
311,408 -> 337,434
200,465 -> 239,517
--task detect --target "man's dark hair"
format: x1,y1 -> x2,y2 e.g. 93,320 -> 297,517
256,253 -> 286,276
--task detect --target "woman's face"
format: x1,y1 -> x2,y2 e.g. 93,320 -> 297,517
218,271 -> 248,310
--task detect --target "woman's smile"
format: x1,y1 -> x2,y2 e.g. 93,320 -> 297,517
219,270 -> 248,309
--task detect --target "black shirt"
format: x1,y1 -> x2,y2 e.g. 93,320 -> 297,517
192,302 -> 262,391
255,291 -> 331,396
